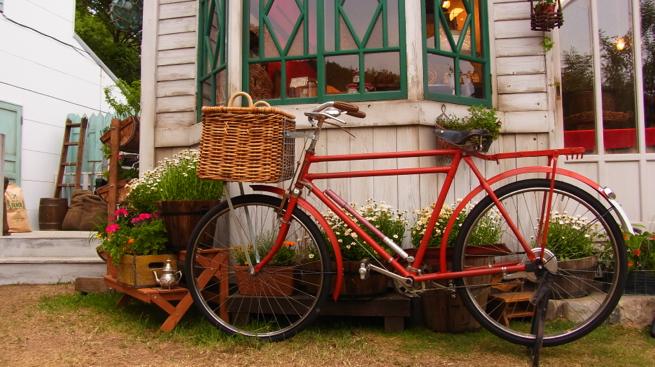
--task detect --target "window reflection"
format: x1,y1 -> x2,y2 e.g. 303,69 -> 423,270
560,0 -> 597,153
424,0 -> 487,100
642,0 -> 655,152
365,53 -> 401,92
599,0 -> 637,153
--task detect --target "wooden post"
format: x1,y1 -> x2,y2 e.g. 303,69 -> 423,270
107,118 -> 121,223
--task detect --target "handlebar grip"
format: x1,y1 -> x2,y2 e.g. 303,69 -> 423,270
333,101 -> 359,113
347,110 -> 366,119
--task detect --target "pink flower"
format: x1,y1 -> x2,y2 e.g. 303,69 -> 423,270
114,208 -> 129,218
105,224 -> 120,234
130,212 -> 153,224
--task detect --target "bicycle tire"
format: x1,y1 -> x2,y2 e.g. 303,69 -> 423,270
453,179 -> 627,346
185,194 -> 331,341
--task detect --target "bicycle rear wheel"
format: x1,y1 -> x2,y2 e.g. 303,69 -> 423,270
453,179 -> 627,346
185,194 -> 331,341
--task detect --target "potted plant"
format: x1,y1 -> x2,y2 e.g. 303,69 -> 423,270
624,229 -> 655,294
435,105 -> 502,152
410,202 -> 503,332
546,213 -> 604,298
232,237 -> 298,296
530,0 -> 563,31
124,149 -> 224,251
324,199 -> 407,296
96,208 -> 173,287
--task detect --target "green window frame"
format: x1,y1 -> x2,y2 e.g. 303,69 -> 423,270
244,0 -> 407,105
197,0 -> 229,118
422,0 -> 491,106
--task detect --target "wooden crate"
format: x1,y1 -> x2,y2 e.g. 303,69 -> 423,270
117,254 -> 177,288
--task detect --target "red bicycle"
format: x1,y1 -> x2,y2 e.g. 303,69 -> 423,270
185,101 -> 630,346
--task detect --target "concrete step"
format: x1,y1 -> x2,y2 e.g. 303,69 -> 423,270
0,231 -> 105,285
0,231 -> 100,258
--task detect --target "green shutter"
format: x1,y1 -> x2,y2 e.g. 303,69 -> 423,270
0,101 -> 22,184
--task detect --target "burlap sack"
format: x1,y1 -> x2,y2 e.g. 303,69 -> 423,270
4,183 -> 32,233
62,190 -> 106,230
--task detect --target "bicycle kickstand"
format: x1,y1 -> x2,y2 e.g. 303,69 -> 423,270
528,272 -> 553,367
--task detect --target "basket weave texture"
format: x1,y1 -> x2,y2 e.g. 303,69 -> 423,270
199,92 -> 296,183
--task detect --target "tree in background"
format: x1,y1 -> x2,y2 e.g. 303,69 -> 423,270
75,0 -> 143,82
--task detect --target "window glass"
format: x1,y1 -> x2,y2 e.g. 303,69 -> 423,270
641,0 -> 655,152
246,0 -> 406,104
423,0 -> 489,104
598,0 -> 637,153
197,0 -> 228,117
560,0 -> 597,153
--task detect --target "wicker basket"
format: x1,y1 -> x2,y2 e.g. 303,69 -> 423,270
199,92 -> 296,183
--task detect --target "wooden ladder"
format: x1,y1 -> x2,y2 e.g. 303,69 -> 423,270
54,117 -> 88,198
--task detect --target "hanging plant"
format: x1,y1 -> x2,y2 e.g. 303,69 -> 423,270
530,0 -> 564,31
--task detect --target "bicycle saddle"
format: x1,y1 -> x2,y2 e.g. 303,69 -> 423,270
434,126 -> 493,152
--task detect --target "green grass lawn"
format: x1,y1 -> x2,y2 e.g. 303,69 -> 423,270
39,291 -> 655,367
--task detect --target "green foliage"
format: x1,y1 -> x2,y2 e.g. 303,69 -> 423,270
124,149 -> 224,213
97,208 -> 168,264
104,79 -> 141,118
75,0 -> 141,82
411,203 -> 501,248
543,36 -> 554,52
324,200 -> 407,261
232,237 -> 298,267
625,228 -> 655,270
546,213 -> 602,260
436,105 -> 501,140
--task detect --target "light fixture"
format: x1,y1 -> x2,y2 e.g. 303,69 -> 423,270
615,37 -> 626,51
442,0 -> 451,9
449,7 -> 464,21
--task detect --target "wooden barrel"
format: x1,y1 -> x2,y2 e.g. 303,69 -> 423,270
38,198 -> 68,230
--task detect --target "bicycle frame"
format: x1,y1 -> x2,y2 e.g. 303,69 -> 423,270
251,133 -> 633,301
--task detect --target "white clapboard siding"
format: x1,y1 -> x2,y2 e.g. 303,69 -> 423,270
497,74 -> 547,94
159,32 -> 197,51
157,64 -> 196,82
155,95 -> 195,113
156,111 -> 196,128
498,93 -> 548,112
496,56 -> 546,76
159,1 -> 197,19
493,2 -> 531,21
159,17 -> 196,35
495,38 -> 545,57
157,80 -> 196,97
158,48 -> 197,66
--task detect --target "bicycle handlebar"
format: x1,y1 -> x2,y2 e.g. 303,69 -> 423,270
310,101 -> 366,119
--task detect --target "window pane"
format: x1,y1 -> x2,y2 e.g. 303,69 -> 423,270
286,59 -> 318,97
324,0 -> 336,52
342,0 -> 379,44
249,62 -> 280,100
427,54 -> 455,95
642,0 -> 655,152
560,0 -> 597,153
459,60 -> 484,98
447,0 -> 469,51
473,0 -> 483,56
326,54 -> 359,94
365,52 -> 401,92
248,0 -> 259,58
387,0 -> 399,47
268,0 -> 301,50
598,0 -> 637,153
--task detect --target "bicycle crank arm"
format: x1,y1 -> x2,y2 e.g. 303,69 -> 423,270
366,263 -> 413,286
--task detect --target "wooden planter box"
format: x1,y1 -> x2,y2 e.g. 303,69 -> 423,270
117,254 -> 177,288
234,265 -> 295,296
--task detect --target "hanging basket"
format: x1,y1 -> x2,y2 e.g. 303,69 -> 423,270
198,92 -> 296,183
530,0 -> 564,31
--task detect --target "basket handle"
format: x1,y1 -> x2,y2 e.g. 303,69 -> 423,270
227,92 -> 254,107
253,100 -> 271,108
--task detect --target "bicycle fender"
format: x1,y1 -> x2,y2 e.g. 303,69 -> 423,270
250,185 -> 344,301
435,166 -> 634,271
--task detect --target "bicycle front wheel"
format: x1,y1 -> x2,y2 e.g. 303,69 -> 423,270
185,194 -> 331,341
453,179 -> 627,346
